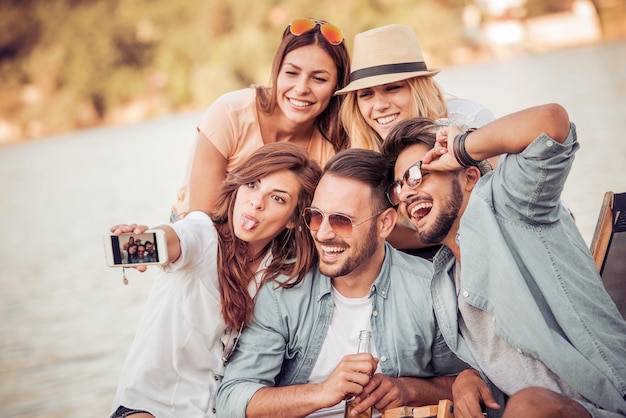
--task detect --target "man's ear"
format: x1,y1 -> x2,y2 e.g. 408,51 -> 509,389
379,207 -> 399,239
461,166 -> 481,192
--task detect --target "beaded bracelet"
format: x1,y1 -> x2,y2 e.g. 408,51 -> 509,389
453,129 -> 480,168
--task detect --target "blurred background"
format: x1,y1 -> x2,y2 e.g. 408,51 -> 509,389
1,0 -> 625,143
1,0 -> 625,417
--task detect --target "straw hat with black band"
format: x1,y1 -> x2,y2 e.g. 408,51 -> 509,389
335,24 -> 440,95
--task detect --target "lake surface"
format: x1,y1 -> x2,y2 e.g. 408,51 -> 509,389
0,41 -> 624,417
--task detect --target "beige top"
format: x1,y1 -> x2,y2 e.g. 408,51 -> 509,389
172,88 -> 336,216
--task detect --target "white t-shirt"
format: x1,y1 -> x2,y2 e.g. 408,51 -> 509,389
445,96 -> 496,129
307,287 -> 381,418
111,211 -> 264,417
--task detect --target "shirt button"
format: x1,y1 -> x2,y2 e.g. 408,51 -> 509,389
546,140 -> 553,147
462,290 -> 469,298
381,290 -> 386,296
517,348 -> 523,354
372,310 -> 378,317
380,356 -> 387,362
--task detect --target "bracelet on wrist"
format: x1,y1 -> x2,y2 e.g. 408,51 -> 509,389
453,129 -> 480,168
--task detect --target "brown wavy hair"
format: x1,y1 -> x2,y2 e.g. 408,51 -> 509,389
211,142 -> 322,329
256,19 -> 351,152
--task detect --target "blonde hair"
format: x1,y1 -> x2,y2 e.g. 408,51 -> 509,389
340,76 -> 448,152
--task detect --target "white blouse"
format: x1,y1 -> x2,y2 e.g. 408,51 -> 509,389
111,211 -> 264,417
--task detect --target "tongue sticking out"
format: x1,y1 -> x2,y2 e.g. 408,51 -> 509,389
241,215 -> 258,231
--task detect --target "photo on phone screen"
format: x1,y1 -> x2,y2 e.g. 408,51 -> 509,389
105,230 -> 165,266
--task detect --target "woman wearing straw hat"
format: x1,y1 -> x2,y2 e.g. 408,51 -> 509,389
337,24 -> 495,254
337,24 -> 494,152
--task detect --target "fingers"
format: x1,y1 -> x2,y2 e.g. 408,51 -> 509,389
421,146 -> 448,165
109,224 -> 149,235
321,353 -> 377,406
423,125 -> 463,170
421,152 -> 460,173
478,385 -> 501,411
343,353 -> 378,379
353,375 -> 403,414
452,370 -> 500,418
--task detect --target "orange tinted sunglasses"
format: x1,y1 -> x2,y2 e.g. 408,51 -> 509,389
289,18 -> 344,45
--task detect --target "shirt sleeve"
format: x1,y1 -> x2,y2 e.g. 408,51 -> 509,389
197,95 -> 238,160
446,97 -> 496,129
487,122 -> 579,225
166,211 -> 216,273
215,284 -> 288,417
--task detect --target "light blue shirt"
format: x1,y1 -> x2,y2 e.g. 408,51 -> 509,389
216,243 -> 469,417
431,123 -> 626,415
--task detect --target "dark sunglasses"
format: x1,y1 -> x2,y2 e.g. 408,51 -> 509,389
289,18 -> 344,45
386,161 -> 424,206
302,207 -> 384,238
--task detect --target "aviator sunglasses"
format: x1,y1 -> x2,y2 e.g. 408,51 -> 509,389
303,207 -> 384,238
289,18 -> 344,45
386,161 -> 425,206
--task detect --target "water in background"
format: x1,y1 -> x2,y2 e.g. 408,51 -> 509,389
0,41 -> 624,418
436,40 -> 626,239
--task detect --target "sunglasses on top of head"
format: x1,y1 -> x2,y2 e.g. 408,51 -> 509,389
288,18 -> 344,45
302,207 -> 384,238
386,161 -> 425,206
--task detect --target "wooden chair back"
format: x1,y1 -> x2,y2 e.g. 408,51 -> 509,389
590,191 -> 626,318
383,399 -> 454,418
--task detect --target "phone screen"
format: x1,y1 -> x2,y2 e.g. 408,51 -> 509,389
108,231 -> 163,266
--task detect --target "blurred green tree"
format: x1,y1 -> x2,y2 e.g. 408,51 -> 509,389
0,0 -> 622,141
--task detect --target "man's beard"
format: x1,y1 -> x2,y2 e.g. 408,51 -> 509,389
417,177 -> 463,245
319,220 -> 379,279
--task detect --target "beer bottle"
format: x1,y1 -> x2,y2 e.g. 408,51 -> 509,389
344,330 -> 373,418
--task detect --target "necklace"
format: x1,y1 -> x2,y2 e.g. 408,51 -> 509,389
246,243 -> 271,264
246,251 -> 265,264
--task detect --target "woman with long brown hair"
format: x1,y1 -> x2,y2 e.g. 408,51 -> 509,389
171,17 -> 350,221
109,143 -> 321,418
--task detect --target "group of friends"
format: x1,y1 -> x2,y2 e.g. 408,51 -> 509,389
107,18 -> 626,418
120,237 -> 158,264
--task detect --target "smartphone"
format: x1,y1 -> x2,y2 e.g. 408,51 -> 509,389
103,229 -> 168,267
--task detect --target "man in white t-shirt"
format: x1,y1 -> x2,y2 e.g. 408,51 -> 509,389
216,149 -> 468,418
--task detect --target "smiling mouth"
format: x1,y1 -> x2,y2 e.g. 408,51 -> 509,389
289,98 -> 313,107
318,243 -> 346,261
408,202 -> 433,221
375,114 -> 398,126
321,244 -> 344,253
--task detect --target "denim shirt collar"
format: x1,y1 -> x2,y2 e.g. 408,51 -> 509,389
314,241 -> 395,302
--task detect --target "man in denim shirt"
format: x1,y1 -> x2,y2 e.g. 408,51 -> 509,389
216,149 -> 469,417
382,104 -> 626,418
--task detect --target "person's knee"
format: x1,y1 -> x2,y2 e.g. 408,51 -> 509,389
503,387 -> 590,418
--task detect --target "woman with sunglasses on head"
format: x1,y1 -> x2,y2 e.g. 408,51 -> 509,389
171,18 -> 350,222
336,24 -> 495,256
109,143 -> 321,418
